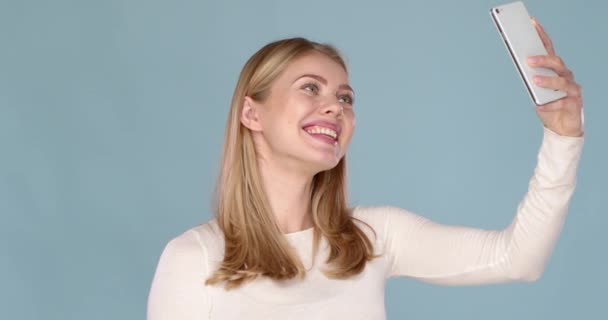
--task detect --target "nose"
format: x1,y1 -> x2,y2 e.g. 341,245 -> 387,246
319,97 -> 343,117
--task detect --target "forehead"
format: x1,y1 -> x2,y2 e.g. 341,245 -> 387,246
280,51 -> 348,83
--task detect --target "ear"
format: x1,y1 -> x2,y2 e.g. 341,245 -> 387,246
240,96 -> 263,132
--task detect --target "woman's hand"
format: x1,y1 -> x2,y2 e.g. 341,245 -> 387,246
527,18 -> 584,137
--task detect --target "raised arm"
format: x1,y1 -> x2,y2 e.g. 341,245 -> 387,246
147,230 -> 211,320
380,127 -> 583,285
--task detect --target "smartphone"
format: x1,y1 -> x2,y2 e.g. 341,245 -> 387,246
490,1 -> 566,105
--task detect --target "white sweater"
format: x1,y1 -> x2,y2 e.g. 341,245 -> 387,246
147,127 -> 584,320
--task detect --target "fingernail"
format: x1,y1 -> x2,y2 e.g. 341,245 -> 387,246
528,57 -> 538,65
533,76 -> 542,84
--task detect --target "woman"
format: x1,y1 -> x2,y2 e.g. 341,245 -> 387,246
147,19 -> 584,319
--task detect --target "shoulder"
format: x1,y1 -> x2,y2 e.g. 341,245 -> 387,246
352,206 -> 425,239
352,205 -> 417,225
189,218 -> 224,259
351,206 -> 396,241
157,219 -> 225,276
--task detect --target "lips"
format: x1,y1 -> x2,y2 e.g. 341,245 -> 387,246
302,120 -> 341,142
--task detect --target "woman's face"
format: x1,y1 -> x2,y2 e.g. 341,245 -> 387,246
249,51 -> 355,174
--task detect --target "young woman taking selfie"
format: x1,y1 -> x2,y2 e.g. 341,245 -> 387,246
147,19 -> 584,319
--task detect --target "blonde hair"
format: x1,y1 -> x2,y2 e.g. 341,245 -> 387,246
206,37 -> 376,290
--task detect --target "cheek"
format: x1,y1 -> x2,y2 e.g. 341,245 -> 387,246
267,95 -> 303,128
345,112 -> 356,133
340,116 -> 356,144
288,96 -> 317,122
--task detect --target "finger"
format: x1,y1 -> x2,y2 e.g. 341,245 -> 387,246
564,68 -> 575,81
536,100 -> 565,112
537,96 -> 582,112
531,17 -> 556,55
570,83 -> 583,97
534,76 -> 582,97
531,17 -> 555,55
533,75 -> 569,91
527,55 -> 572,79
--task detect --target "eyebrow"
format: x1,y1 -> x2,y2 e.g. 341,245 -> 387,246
293,74 -> 355,94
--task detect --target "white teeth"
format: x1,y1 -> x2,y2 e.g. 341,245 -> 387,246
305,126 -> 337,139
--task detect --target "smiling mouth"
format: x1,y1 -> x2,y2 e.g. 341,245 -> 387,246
304,126 -> 337,139
303,125 -> 339,145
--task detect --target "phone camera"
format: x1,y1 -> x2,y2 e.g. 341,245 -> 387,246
495,8 -> 500,14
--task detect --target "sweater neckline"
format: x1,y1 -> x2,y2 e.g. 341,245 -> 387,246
283,226 -> 314,239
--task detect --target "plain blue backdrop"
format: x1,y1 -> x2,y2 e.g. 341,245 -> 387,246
1,0 -> 606,319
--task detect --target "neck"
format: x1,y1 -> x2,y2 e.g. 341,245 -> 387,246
257,157 -> 315,234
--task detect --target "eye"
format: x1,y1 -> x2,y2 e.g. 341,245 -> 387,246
338,94 -> 354,106
302,82 -> 319,93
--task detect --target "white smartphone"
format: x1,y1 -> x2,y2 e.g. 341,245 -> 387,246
490,1 -> 566,105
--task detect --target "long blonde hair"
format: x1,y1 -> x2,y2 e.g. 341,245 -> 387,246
206,37 -> 376,290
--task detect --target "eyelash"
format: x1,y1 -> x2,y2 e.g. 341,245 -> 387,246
339,94 -> 354,106
302,82 -> 320,93
301,82 -> 354,106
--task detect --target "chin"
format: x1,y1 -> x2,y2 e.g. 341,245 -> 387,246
297,138 -> 346,174
307,156 -> 342,175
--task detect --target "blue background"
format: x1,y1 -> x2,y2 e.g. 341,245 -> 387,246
1,0 -> 606,319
